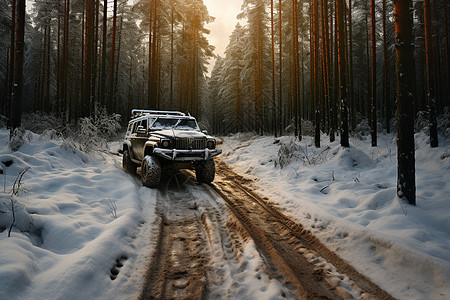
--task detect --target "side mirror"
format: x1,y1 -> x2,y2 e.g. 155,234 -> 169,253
137,125 -> 146,135
202,130 -> 208,135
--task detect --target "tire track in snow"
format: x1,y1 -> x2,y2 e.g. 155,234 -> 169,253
139,170 -> 295,299
209,159 -> 396,300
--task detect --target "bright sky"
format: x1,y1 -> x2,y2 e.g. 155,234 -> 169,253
203,0 -> 243,73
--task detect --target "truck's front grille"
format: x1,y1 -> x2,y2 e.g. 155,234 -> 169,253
174,138 -> 206,150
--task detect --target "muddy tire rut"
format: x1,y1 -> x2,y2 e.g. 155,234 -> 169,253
141,214 -> 208,299
139,162 -> 396,300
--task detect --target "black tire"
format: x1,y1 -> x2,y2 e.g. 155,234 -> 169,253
141,155 -> 161,188
122,148 -> 137,174
195,159 -> 215,183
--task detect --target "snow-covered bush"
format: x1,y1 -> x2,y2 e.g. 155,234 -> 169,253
233,132 -> 257,142
70,107 -> 121,152
437,107 -> 450,139
0,115 -> 6,128
415,110 -> 429,134
18,108 -> 122,152
275,137 -> 332,169
415,108 -> 450,139
276,138 -> 300,169
352,115 -> 370,139
9,128 -> 32,151
22,113 -> 66,135
72,117 -> 106,152
92,105 -> 122,140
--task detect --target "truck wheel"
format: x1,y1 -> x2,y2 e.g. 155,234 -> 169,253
195,159 -> 215,183
142,155 -> 161,188
123,148 -> 137,174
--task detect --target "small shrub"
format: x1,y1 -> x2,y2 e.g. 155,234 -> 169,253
437,108 -> 450,139
276,138 -> 300,169
20,107 -> 122,152
9,128 -> 32,151
415,110 -> 429,134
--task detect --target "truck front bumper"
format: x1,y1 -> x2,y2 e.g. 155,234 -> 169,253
153,148 -> 222,161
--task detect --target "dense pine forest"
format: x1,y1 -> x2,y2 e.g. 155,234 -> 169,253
0,0 -> 449,205
1,0 -> 214,124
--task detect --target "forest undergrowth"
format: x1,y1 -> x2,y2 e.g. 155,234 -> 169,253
7,106 -> 122,152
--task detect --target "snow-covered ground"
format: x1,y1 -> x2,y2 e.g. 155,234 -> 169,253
0,129 -> 158,300
0,127 -> 449,299
220,131 -> 450,300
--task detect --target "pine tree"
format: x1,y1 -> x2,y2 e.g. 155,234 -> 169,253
337,0 -> 349,147
395,0 -> 416,205
10,0 -> 25,130
424,0 -> 439,147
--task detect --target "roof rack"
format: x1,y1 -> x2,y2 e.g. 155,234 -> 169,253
131,109 -> 186,118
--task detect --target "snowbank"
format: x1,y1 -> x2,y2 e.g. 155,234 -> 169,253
0,129 -> 156,300
1,125 -> 449,300
220,132 -> 450,300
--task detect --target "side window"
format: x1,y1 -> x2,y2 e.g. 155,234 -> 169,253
141,119 -> 148,130
131,122 -> 139,134
148,117 -> 155,129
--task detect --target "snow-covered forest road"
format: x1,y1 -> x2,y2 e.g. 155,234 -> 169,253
138,160 -> 394,299
1,129 -> 449,300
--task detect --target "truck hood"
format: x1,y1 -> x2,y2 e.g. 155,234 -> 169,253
152,129 -> 206,139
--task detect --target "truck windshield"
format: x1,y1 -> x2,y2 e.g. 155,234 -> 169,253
151,117 -> 198,131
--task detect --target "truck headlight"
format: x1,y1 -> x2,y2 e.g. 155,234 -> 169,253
161,139 -> 170,148
207,140 -> 215,149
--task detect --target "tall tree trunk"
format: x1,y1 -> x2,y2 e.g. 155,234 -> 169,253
423,0 -> 438,147
79,1 -> 85,119
395,0 -> 416,205
93,0 -> 99,110
8,0 -> 16,127
444,1 -> 450,108
45,24 -> 51,113
293,0 -> 300,139
371,0 -> 377,146
10,0 -> 25,131
278,0 -> 282,137
114,8 -> 124,113
36,31 -> 44,112
4,45 -> 10,116
62,0 -> 69,117
329,1 -> 336,142
271,0 -> 277,137
322,0 -> 332,141
348,0 -> 355,129
83,0 -> 95,117
100,0 -> 107,107
365,11 -> 370,118
109,0 -> 117,112
57,12 -> 61,114
152,0 -> 158,108
170,2 -> 174,107
147,0 -> 155,109
382,0 -> 391,133
313,0 -> 320,147
334,2 -> 339,138
431,2 -> 442,111
192,16 -> 197,115
337,0 -> 349,147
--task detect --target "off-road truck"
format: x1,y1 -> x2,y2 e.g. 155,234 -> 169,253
122,109 -> 222,187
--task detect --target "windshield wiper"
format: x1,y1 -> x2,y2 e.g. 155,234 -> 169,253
173,119 -> 182,130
